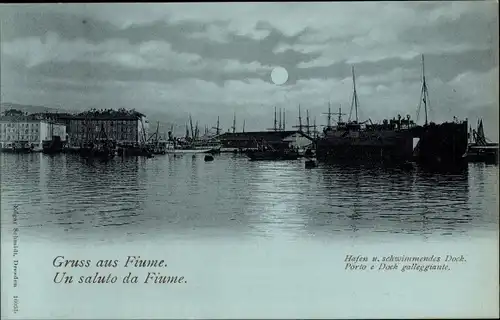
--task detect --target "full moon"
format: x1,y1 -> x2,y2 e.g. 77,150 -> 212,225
271,67 -> 289,85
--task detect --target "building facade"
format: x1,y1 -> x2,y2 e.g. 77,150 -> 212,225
0,116 -> 67,149
66,111 -> 149,147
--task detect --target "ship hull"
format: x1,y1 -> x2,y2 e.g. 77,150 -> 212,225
316,129 -> 414,163
466,145 -> 498,165
42,137 -> 65,154
165,148 -> 214,154
414,121 -> 469,168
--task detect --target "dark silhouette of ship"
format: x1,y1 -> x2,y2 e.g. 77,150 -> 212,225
79,121 -> 116,161
42,120 -> 66,154
316,55 -> 469,169
465,119 -> 499,164
42,136 -> 64,154
246,137 -> 300,161
316,65 -> 416,164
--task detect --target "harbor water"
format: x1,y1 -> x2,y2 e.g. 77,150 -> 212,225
1,153 -> 498,318
1,153 -> 498,240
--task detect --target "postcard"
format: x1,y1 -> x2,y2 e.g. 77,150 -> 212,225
1,1 -> 498,319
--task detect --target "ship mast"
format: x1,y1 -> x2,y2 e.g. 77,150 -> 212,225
349,66 -> 360,123
282,109 -> 285,131
242,120 -> 245,133
298,105 -> 302,131
333,106 -> 346,124
279,108 -> 282,131
313,117 -> 317,139
421,54 -> 429,125
292,105 -> 303,132
274,107 -> 278,131
231,113 -> 236,133
195,121 -> 199,140
212,116 -> 221,136
323,101 -> 333,128
306,109 -> 310,135
189,114 -> 194,141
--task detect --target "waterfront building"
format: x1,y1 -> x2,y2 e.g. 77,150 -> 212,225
0,116 -> 67,150
65,109 -> 149,146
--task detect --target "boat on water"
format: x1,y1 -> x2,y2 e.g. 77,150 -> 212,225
245,137 -> 300,161
79,123 -> 117,160
466,119 -> 498,164
413,120 -> 469,168
316,66 -> 417,163
144,121 -> 167,155
1,141 -> 34,153
467,145 -> 498,164
80,139 -> 117,160
164,116 -> 222,155
165,140 -> 221,154
317,116 -> 417,163
42,136 -> 65,154
316,55 -> 469,168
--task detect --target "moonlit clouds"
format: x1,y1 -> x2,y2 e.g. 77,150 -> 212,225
0,2 -> 498,138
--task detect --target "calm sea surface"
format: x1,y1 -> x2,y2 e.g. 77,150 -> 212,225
1,153 -> 498,242
1,153 -> 499,319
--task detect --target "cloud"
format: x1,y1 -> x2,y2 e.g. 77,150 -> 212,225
274,1 -> 496,67
1,32 -> 271,75
448,67 -> 499,109
0,2 -> 497,137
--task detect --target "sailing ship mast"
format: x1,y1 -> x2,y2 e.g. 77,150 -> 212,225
274,107 -> 277,131
292,104 -> 303,132
279,108 -> 282,131
282,109 -> 286,131
212,116 -> 221,136
313,117 -> 317,139
149,121 -> 160,145
306,110 -> 310,135
298,105 -> 302,131
231,113 -> 236,133
475,119 -> 488,146
269,107 -> 279,131
416,54 -> 430,125
323,101 -> 332,128
194,121 -> 199,140
242,120 -> 245,133
422,55 -> 429,125
333,106 -> 346,124
189,115 -> 195,141
349,66 -> 360,123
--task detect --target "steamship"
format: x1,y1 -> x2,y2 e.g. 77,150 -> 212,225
316,55 -> 469,168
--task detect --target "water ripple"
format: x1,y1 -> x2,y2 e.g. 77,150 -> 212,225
1,153 -> 498,240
